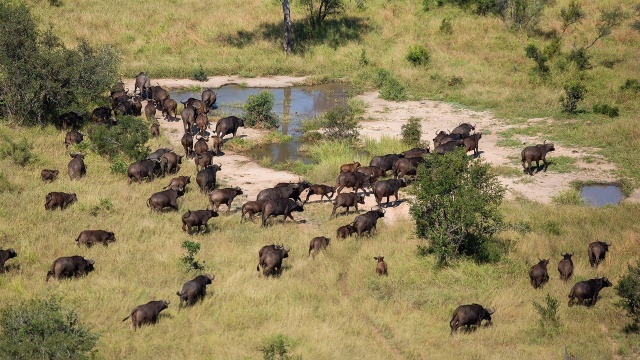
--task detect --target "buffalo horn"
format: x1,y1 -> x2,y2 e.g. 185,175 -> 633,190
487,307 -> 495,315
86,258 -> 95,265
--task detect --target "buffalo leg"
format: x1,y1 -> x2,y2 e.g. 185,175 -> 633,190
287,214 -> 296,222
355,204 -> 359,213
305,192 -> 313,204
336,185 -> 345,195
542,158 -> 548,172
226,202 -> 232,214
331,206 -> 338,217
386,196 -> 391,207
535,160 -> 540,173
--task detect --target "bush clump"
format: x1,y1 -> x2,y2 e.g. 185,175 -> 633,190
244,91 -> 279,129
406,45 -> 430,66
559,83 -> 587,114
592,103 -> 619,118
88,115 -> 150,161
191,65 -> 208,82
0,297 -> 98,359
0,135 -> 36,167
180,240 -> 206,273
319,106 -> 361,141
375,69 -> 407,101
525,44 -> 550,78
620,79 -> 640,92
616,262 -> 640,332
532,294 -> 562,336
401,117 -> 422,147
260,334 -> 298,360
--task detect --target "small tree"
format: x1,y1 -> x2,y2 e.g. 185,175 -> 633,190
532,294 -> 561,336
320,106 -> 360,141
300,0 -> 344,29
616,262 -> 640,332
410,149 -> 505,266
559,83 -> 587,114
559,0 -> 585,35
244,91 -> 279,129
88,115 -> 150,161
525,44 -> 550,78
401,117 -> 422,147
180,240 -> 206,272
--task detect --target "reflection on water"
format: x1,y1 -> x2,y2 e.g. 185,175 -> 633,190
579,184 -> 624,207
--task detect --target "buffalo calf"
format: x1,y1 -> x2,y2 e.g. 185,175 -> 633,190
241,200 -> 266,222
123,300 -> 169,329
374,256 -> 387,275
45,192 -> 77,211
182,210 -> 219,234
0,248 -> 17,272
331,193 -> 365,217
164,176 -> 191,191
208,187 -> 243,214
46,256 -> 94,281
41,169 -> 59,182
529,258 -> 550,289
304,184 -> 335,204
308,236 -> 330,258
76,230 -> 116,247
336,224 -> 357,239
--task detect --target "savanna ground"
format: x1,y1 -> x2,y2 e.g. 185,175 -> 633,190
2,0 -> 640,358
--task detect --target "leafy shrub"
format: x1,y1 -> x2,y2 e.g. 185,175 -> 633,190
406,45 -> 430,66
180,240 -> 206,272
89,198 -> 113,217
559,83 -> 587,114
401,117 -> 422,147
0,136 -> 35,166
0,172 -> 14,194
88,115 -> 150,161
375,69 -> 407,101
0,297 -> 98,359
440,18 -> 453,34
244,91 -> 279,129
320,106 -> 361,141
532,294 -> 561,336
359,48 -> 369,66
110,159 -> 128,174
593,103 -> 619,118
191,65 -> 208,82
567,47 -> 591,71
260,334 -> 297,360
525,44 -> 550,78
621,79 -> 640,92
616,262 -> 640,332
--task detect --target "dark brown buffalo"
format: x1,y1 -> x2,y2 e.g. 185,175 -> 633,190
195,151 -> 215,172
463,133 -> 482,156
41,169 -> 59,182
195,113 -> 209,134
331,193 -> 365,217
91,106 -> 112,124
401,147 -> 430,158
76,230 -> 115,247
196,164 -> 222,193
45,192 -> 77,210
568,277 -> 613,307
558,253 -> 574,281
369,154 -> 403,172
150,122 -> 160,137
164,176 -> 191,191
46,256 -> 94,281
374,256 -> 388,275
0,248 -> 17,272
356,166 -> 386,183
181,132 -> 194,158
193,136 -> 209,155
588,241 -> 610,267
67,153 -> 86,180
181,105 -> 196,133
181,98 -> 207,114
215,116 -> 244,139
521,142 -> 555,175
433,130 -> 450,149
336,224 -> 357,239
451,123 -> 476,138
433,133 -> 463,149
335,172 -> 371,196
58,111 -> 83,130
127,159 -> 160,184
257,182 -> 311,203
208,187 -> 243,214
147,148 -> 173,162
434,140 -> 465,154
123,300 -> 169,330
160,152 -> 182,175
309,236 -> 330,258
304,184 -> 335,203
150,86 -> 169,106
256,244 -> 290,277
529,258 -> 550,289
64,130 -> 84,149
210,135 -> 223,155
240,200 -> 266,222
144,100 -> 157,122
161,98 -> 177,121
261,198 -> 304,226
182,209 -> 219,234
373,178 -> 407,207
392,157 -> 424,179
201,89 -> 217,110
147,189 -> 184,212
134,72 -> 151,98
449,304 -> 494,335
352,208 -> 385,236
340,161 -> 361,173
176,274 -> 214,309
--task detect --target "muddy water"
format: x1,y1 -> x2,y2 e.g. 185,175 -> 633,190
169,83 -> 349,164
579,184 -> 624,207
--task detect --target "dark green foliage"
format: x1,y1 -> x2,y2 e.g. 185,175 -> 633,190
320,106 -> 361,141
375,69 -> 407,101
542,35 -> 562,59
559,83 -> 586,114
88,116 -> 150,161
560,0 -> 585,34
191,65 -> 208,82
615,262 -> 640,331
621,79 -> 640,93
260,334 -> 297,360
440,18 -> 453,34
525,44 -> 550,78
593,103 -> 619,118
0,297 -> 98,360
567,47 -> 591,71
0,2 -> 119,124
410,149 -> 505,266
301,0 -> 344,29
401,117 -> 422,147
0,135 -> 35,167
532,294 -> 561,336
180,240 -> 206,272
89,198 -> 113,217
359,48 -> 369,66
632,20 -> 640,32
0,172 -> 14,194
244,91 -> 279,129
110,159 -> 128,174
49,0 -> 63,6
406,45 -> 430,66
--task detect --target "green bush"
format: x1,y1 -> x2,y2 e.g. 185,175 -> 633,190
0,136 -> 35,166
191,65 -> 208,82
559,83 -> 587,114
525,44 -> 550,78
567,47 -> 592,71
180,240 -> 206,273
406,45 -> 430,66
110,159 -> 128,174
401,117 -> 422,147
320,106 -> 361,141
260,334 -> 297,360
592,103 -> 620,117
616,262 -> 640,332
0,172 -> 14,194
0,297 -> 98,359
375,69 -> 407,101
244,91 -> 279,129
88,115 -> 150,161
621,79 -> 640,92
532,294 -> 561,336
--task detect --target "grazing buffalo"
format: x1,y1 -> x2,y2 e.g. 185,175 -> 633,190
64,130 -> 84,149
210,135 -> 223,155
451,123 -> 476,138
304,184 -> 335,203
182,210 -> 219,234
588,241 -> 611,268
521,142 -> 555,175
164,176 -> 191,191
123,300 -> 169,330
193,136 -> 209,155
177,274 -> 215,309
134,72 -> 151,98
160,152 -> 183,176
201,89 -> 217,110
181,132 -> 194,158
144,100 -> 157,122
309,236 -> 330,258
67,153 -> 86,180
195,151 -> 215,172
127,159 -> 160,184
76,230 -> 116,247
261,198 -> 304,227
45,192 -> 77,211
216,116 -> 245,139
257,182 -> 310,203
568,277 -> 613,307
240,200 -> 266,222
370,154 -> 403,172
392,157 -> 424,179
196,164 -> 222,193
529,258 -> 550,289
147,189 -> 184,212
195,113 -> 209,135
208,187 -> 243,214
356,166 -> 386,183
58,111 -> 83,130
41,169 -> 59,182
340,161 -> 361,173
450,304 -> 494,335
463,133 -> 482,156
256,244 -> 290,277
434,140 -> 464,155
335,172 -> 371,196
150,122 -> 160,137
331,193 -> 365,217
0,248 -> 17,272
46,256 -> 94,281
336,224 -> 357,239
373,179 -> 407,208
352,208 -> 385,236
401,146 -> 430,158
374,256 -> 388,275
558,253 -> 574,281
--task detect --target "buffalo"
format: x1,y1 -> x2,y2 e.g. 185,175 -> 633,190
208,187 -> 243,214
356,166 -> 386,183
210,135 -> 223,155
463,132 -> 482,156
335,171 -> 371,196
370,154 -> 403,172
558,253 -> 574,281
216,116 -> 244,139
147,189 -> 184,212
372,179 -> 407,208
76,230 -> 116,247
134,72 -> 151,98
45,192 -> 77,210
451,123 -> 476,138
434,140 -> 464,155
46,256 -> 94,281
374,256 -> 388,276
588,241 -> 610,267
331,193 -> 365,217
0,248 -> 17,272
150,122 -> 160,137
336,224 -> 357,239
193,136 -> 209,155
147,148 -> 173,162
304,184 -> 335,203
433,132 -> 463,149
449,304 -> 494,335
181,132 -> 194,158
568,277 -> 613,307
181,105 -> 196,133
309,236 -> 330,258
392,157 -> 424,179
182,98 -> 207,114
195,113 -> 209,135
160,152 -> 183,176
521,142 -> 555,175
257,182 -> 310,203
127,159 -> 160,184
340,161 -> 361,173
401,146 -> 430,158
64,130 -> 84,149
161,98 -> 178,121
240,200 -> 266,222
41,169 -> 59,182
195,151 -> 215,172
201,89 -> 217,110
164,176 -> 191,191
67,153 -> 86,180
144,100 -> 157,122
123,300 -> 169,330
58,111 -> 83,130
196,164 -> 222,193
261,198 -> 304,227
176,274 -> 215,309
91,106 -> 112,124
182,210 -> 219,234
150,86 -> 169,106
351,208 -> 385,236
529,258 -> 550,289
256,244 -> 290,277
